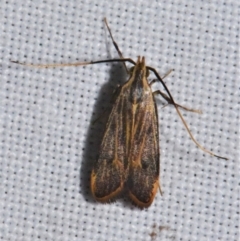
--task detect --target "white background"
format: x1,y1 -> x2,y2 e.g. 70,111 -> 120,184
0,0 -> 239,241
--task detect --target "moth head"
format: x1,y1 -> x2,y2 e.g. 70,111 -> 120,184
129,56 -> 150,78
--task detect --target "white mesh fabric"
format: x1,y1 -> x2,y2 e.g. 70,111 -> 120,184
0,0 -> 238,241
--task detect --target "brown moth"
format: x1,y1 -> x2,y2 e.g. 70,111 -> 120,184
12,18 -> 228,208
91,57 -> 160,207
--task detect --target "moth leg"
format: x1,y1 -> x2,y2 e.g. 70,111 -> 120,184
150,69 -> 173,85
151,69 -> 201,113
153,90 -> 202,114
148,66 -> 228,160
104,18 -> 129,73
158,184 -> 163,196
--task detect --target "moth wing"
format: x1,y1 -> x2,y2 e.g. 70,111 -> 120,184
91,90 -> 128,202
128,94 -> 160,208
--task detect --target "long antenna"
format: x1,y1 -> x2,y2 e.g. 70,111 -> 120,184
11,58 -> 136,68
147,66 -> 228,160
11,19 -> 227,160
104,18 -> 129,73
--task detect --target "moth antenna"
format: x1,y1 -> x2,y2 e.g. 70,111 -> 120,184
148,66 -> 228,160
104,17 -> 129,73
10,60 -> 92,68
174,106 -> 228,160
11,58 -> 136,68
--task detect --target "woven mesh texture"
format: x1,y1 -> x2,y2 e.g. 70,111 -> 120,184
0,0 -> 239,241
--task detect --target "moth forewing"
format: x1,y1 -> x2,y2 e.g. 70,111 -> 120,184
126,57 -> 160,207
127,99 -> 160,208
90,89 -> 126,202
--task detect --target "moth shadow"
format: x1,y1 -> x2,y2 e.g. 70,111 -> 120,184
80,62 -> 128,204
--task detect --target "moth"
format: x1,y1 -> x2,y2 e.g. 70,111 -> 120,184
90,20 -> 227,207
12,18 -> 228,208
91,56 -> 161,207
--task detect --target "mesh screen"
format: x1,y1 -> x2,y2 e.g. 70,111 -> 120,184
0,0 -> 238,240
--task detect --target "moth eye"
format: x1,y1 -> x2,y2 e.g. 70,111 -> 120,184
146,68 -> 150,77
